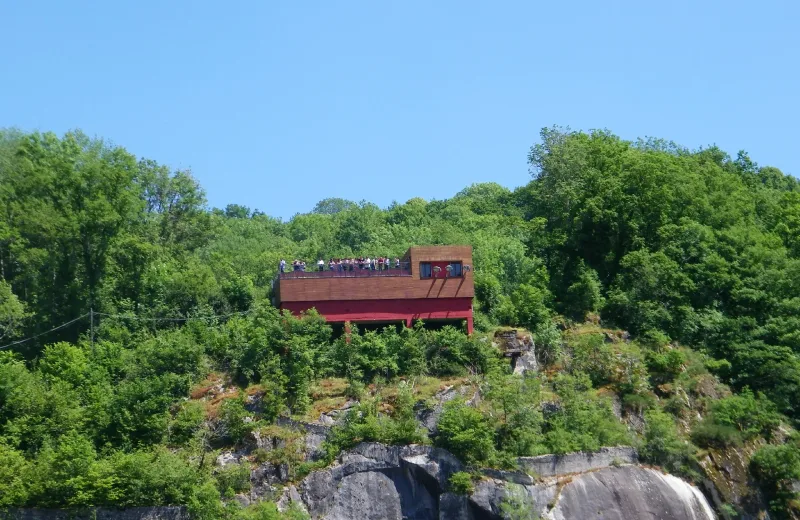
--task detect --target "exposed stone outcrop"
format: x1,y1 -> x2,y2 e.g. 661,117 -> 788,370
698,442 -> 770,519
215,450 -> 246,467
296,443 -> 463,519
274,417 -> 331,461
548,466 -> 715,520
283,443 -> 716,520
517,446 -> 638,477
249,460 -> 292,498
415,385 -> 471,435
512,351 -> 538,375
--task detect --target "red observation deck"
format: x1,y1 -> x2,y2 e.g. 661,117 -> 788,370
274,246 -> 474,333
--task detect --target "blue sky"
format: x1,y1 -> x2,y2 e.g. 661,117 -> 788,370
2,1 -> 798,219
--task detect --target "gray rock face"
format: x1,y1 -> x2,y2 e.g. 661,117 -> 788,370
324,469 -> 438,520
517,446 -> 638,477
274,417 -> 331,461
215,451 -> 244,467
250,461 -> 292,498
289,443 -> 715,520
549,466 -> 715,520
297,443 -> 463,519
415,385 -> 463,434
512,351 -> 538,375
470,477 -> 559,518
437,493 -> 469,520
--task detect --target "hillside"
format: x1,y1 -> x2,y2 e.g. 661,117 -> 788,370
1,127 -> 799,519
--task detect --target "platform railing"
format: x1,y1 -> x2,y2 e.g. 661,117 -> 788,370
279,262 -> 411,279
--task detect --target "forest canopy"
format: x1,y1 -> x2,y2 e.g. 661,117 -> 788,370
0,127 -> 799,517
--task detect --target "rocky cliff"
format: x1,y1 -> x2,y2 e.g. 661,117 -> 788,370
274,442 -> 716,520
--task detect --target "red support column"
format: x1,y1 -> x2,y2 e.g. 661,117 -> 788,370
405,317 -> 413,329
467,316 -> 473,335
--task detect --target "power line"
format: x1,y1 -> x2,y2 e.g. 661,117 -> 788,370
0,313 -> 90,351
0,308 -> 254,352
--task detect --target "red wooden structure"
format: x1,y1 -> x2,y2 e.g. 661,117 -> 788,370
274,246 -> 474,333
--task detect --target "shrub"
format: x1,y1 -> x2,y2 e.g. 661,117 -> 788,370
423,326 -> 498,376
219,395 -> 257,446
448,471 -> 474,495
621,392 -> 655,414
710,388 -> 781,440
542,373 -> 630,454
0,442 -> 29,506
237,500 -> 311,519
214,463 -> 251,498
750,442 -> 800,519
169,400 -> 206,445
436,399 -> 495,465
323,391 -> 428,460
646,348 -> 686,384
690,420 -> 743,448
500,483 -> 538,520
640,410 -> 698,480
691,388 -> 782,449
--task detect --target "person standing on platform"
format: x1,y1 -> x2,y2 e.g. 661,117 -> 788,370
280,259 -> 286,273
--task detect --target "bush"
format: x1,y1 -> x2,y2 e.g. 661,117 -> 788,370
424,326 -> 498,376
219,395 -> 257,446
646,348 -> 686,384
484,373 -> 546,458
542,373 -> 629,454
621,392 -> 655,414
500,483 -> 538,520
323,391 -> 428,459
710,388 -> 781,440
640,410 -> 698,480
448,471 -> 474,495
750,442 -> 800,519
0,442 -> 29,506
690,420 -> 743,448
436,399 -> 495,465
691,388 -> 782,449
214,463 -> 251,498
169,400 -> 206,445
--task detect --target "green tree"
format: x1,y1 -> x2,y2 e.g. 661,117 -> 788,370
0,280 -> 28,341
436,399 -> 495,465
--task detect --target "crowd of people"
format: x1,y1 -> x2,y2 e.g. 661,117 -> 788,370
280,256 -> 403,273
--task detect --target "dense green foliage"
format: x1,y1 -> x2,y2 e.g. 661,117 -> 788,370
447,471 -> 475,495
1,127 -> 799,516
751,435 -> 800,519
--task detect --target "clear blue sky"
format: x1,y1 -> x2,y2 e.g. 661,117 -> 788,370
2,1 -> 798,219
